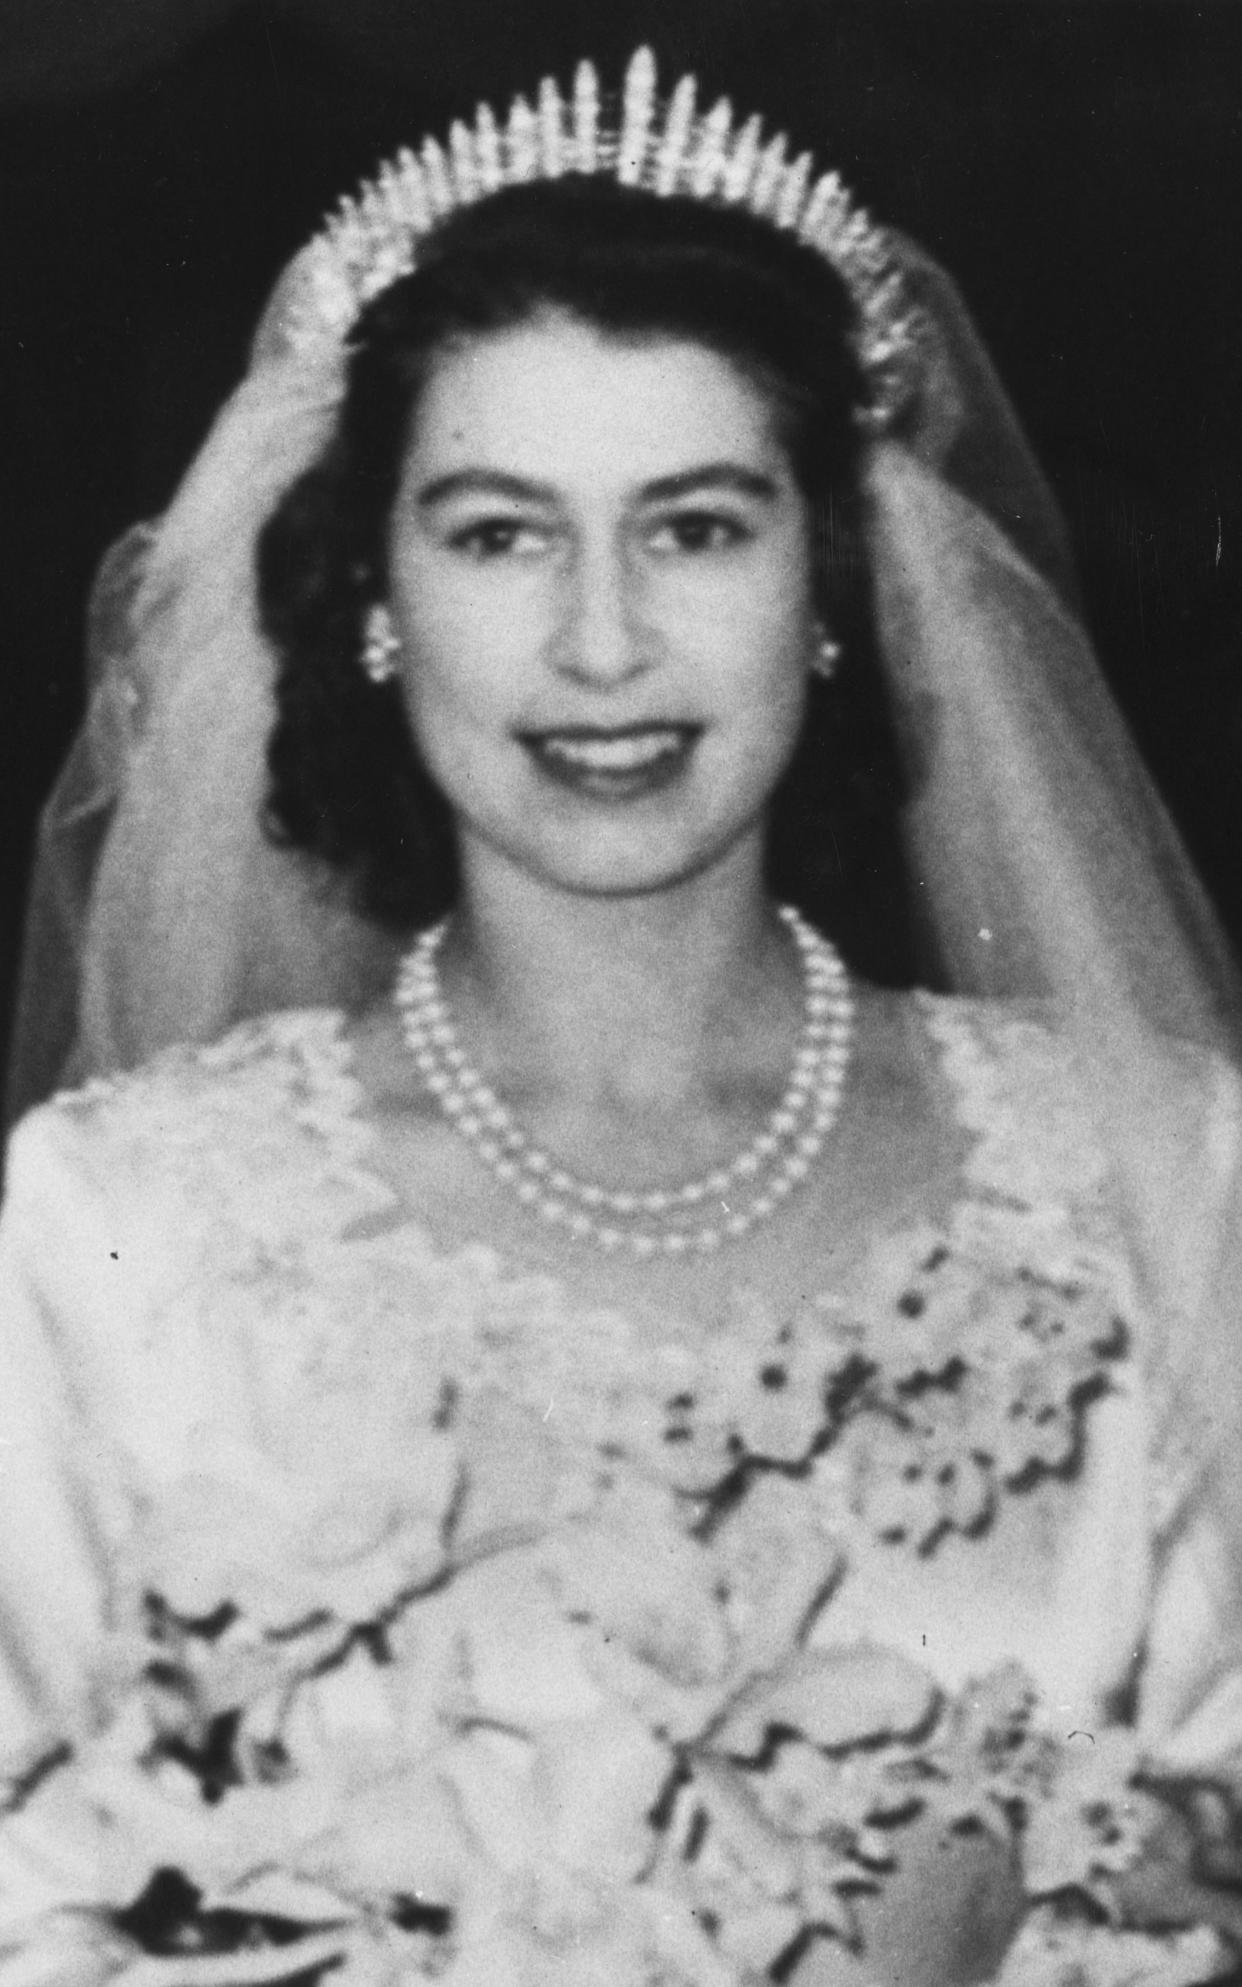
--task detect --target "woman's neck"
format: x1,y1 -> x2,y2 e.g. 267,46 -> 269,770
442,847 -> 801,1114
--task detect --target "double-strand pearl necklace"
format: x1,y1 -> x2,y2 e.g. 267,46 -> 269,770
394,905 -> 854,1257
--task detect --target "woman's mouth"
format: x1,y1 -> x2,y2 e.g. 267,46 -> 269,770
521,724 -> 700,797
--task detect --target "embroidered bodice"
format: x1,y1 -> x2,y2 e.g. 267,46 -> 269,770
0,996 -> 1237,1987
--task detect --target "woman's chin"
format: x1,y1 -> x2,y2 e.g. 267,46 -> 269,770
472,823 -> 748,905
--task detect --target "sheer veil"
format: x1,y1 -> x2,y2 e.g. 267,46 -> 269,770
7,163 -> 1242,1568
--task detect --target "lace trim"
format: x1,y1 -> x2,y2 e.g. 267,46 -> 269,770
917,994 -> 1110,1211
50,1007 -> 392,1249
53,992 -> 1124,1294
50,999 -> 1140,1563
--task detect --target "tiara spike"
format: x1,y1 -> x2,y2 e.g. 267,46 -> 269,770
722,114 -> 763,203
391,149 -> 432,234
689,97 -> 734,198
748,134 -> 789,219
775,150 -> 813,230
538,75 -> 565,177
654,74 -> 697,196
617,46 -> 657,186
810,193 -> 870,270
449,121 -> 480,204
506,94 -> 539,182
373,160 -> 403,224
420,137 -> 455,220
571,60 -> 599,172
474,104 -> 503,193
799,170 -> 847,247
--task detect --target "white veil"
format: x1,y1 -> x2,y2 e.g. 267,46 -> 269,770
870,239 -> 1238,1043
6,133 -> 1242,1560
5,316 -> 401,1119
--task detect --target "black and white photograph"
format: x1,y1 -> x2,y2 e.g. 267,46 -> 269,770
1,5 -> 1241,1982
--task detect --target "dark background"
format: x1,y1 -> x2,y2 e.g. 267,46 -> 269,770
3,0 -> 1240,1078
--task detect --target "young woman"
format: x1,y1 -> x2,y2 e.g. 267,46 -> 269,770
2,51 -> 1240,1987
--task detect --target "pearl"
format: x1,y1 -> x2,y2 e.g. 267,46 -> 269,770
393,904 -> 854,1255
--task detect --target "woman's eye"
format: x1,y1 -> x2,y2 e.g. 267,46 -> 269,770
648,512 -> 752,555
448,518 -> 548,560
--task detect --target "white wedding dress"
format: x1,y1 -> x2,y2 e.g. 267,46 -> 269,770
1,992 -> 1239,1987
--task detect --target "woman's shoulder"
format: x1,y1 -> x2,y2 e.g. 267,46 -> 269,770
905,985 -> 1237,1131
908,984 -> 1239,1093
866,987 -> 1091,1189
912,989 -> 1102,1189
4,1005 -> 370,1224
888,986 -> 1240,1216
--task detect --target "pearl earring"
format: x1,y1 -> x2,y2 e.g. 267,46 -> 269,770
361,603 -> 401,684
811,626 -> 842,680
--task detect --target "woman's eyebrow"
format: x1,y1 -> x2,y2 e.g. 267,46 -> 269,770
417,470 -> 558,507
637,465 -> 780,504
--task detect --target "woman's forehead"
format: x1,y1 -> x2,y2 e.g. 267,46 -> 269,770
400,312 -> 792,492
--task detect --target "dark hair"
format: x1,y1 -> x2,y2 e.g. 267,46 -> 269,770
257,176 -> 915,981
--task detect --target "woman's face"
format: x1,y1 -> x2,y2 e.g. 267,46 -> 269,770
386,310 -> 817,902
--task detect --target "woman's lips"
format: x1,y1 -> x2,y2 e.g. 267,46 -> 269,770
520,724 -> 700,797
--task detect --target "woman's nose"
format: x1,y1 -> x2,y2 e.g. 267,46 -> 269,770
551,545 -> 651,687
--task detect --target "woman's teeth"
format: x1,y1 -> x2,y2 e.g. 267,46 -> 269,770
538,727 -> 688,772
525,725 -> 698,796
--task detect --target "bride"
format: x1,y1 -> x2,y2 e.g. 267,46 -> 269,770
2,49 -> 1241,1987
